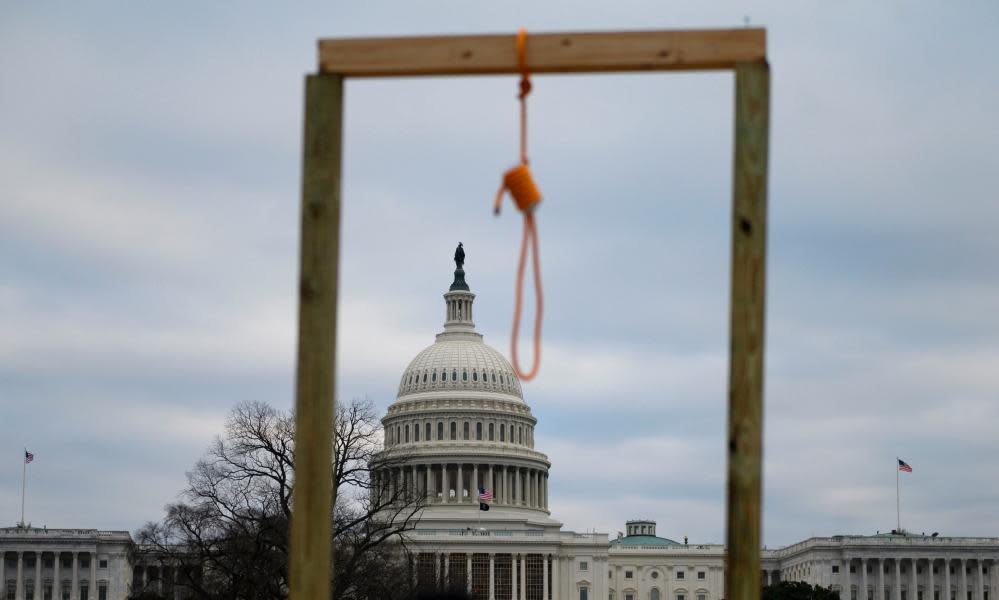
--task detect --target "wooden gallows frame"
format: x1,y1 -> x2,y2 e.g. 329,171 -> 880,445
290,28 -> 770,600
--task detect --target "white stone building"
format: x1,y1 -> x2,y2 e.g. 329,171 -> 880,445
3,253 -> 998,600
0,527 -> 131,600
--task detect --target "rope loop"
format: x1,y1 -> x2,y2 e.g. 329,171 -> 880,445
494,27 -> 543,382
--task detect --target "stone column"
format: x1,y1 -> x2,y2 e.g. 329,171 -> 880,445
445,554 -> 451,588
911,559 -> 918,600
991,560 -> 998,600
489,554 -> 496,600
489,465 -> 494,497
929,560 -> 935,600
427,465 -> 433,501
90,552 -> 97,600
412,465 -> 418,497
945,560 -> 952,600
543,555 -> 549,600
975,559 -> 984,600
862,559 -> 869,600
512,555 -> 518,600
468,555 -> 474,594
513,467 -> 523,504
53,553 -> 61,600
458,464 -> 464,503
841,558 -> 850,600
15,551 -> 23,600
520,554 -> 527,600
72,553 -> 79,600
435,553 -> 442,589
877,560 -> 886,600
474,464 -> 479,498
443,465 -> 450,504
35,554 -> 42,600
552,556 -> 559,600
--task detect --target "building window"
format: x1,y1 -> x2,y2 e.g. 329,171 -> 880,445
473,371 -> 478,381
452,370 -> 457,381
405,425 -> 410,442
463,422 -> 470,440
851,566 -> 857,573
677,595 -> 686,600
697,595 -> 706,600
652,571 -> 660,579
519,426 -> 523,444
852,590 -> 858,600
580,561 -> 589,571
580,588 -> 589,600
489,423 -> 494,440
437,422 -> 444,440
651,590 -> 661,600
677,571 -> 685,580
432,371 -> 437,382
98,584 -> 108,600
476,422 -> 482,440
698,572 -> 705,580
627,595 -> 635,600
626,571 -> 633,579
422,373 -> 427,383
833,566 -> 840,574
451,422 -> 457,440
80,584 -> 89,600
500,424 -> 506,442
463,370 -> 468,381
414,425 -> 420,442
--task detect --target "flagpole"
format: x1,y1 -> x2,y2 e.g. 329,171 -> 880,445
895,456 -> 902,533
21,448 -> 28,527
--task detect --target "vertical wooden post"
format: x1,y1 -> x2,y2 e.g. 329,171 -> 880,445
726,60 -> 769,600
290,73 -> 343,600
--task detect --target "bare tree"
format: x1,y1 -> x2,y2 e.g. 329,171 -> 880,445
134,398 -> 425,600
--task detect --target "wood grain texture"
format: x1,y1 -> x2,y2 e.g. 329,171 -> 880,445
318,28 -> 765,76
289,73 -> 342,600
726,60 -> 769,600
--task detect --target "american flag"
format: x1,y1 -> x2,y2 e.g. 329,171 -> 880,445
24,450 -> 34,464
478,486 -> 493,502
898,459 -> 912,473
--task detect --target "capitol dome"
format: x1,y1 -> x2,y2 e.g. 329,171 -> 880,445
375,245 -> 554,525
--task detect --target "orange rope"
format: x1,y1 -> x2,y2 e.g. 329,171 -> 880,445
494,28 -> 543,381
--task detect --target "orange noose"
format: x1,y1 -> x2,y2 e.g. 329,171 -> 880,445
494,28 -> 543,381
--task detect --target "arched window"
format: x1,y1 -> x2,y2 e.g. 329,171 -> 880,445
414,424 -> 420,442
404,425 -> 409,443
651,589 -> 661,600
450,422 -> 457,440
422,372 -> 427,383
489,423 -> 494,441
463,422 -> 470,440
437,422 -> 444,440
396,426 -> 401,445
432,372 -> 437,382
462,370 -> 468,381
476,422 -> 483,440
425,422 -> 431,441
500,424 -> 506,442
519,426 -> 523,444
491,372 -> 496,382
472,371 -> 478,382
452,370 -> 457,381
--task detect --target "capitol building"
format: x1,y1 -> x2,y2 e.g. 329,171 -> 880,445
2,253 -> 998,600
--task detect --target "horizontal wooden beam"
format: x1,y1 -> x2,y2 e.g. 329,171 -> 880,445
318,28 -> 766,77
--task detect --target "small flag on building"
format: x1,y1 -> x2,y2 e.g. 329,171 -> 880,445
24,450 -> 34,464
478,486 -> 493,511
898,459 -> 912,473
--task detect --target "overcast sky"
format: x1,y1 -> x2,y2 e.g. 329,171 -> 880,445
2,2 -> 998,548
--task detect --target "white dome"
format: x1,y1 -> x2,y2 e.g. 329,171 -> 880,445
397,338 -> 524,400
